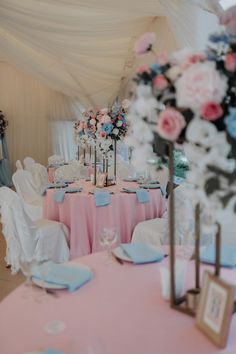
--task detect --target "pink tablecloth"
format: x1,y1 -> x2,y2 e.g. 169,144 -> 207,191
0,253 -> 235,354
43,181 -> 166,258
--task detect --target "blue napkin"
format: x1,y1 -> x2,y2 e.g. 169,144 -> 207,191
94,191 -> 111,207
138,180 -> 159,185
41,182 -> 68,196
31,261 -> 93,292
140,184 -> 160,189
122,187 -> 138,193
136,189 -> 150,203
120,243 -> 164,264
200,244 -> 236,268
123,177 -> 138,182
43,350 -> 63,354
53,187 -> 82,203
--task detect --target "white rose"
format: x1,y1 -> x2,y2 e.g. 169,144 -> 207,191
90,118 -> 96,125
116,121 -> 123,127
166,65 -> 181,81
112,128 -> 119,135
175,62 -> 227,110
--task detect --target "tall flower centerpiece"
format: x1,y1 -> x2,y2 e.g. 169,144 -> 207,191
127,30 -> 236,315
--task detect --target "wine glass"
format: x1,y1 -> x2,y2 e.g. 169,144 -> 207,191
99,227 -> 118,263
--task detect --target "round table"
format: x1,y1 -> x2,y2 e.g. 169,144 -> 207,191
0,253 -> 235,354
43,181 -> 166,258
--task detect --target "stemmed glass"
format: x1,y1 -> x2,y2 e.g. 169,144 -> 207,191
99,227 -> 118,263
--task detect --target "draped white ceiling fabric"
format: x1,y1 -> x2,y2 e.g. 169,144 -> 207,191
0,0 -> 220,108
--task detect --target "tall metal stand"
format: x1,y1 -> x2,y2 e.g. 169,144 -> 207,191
114,139 -> 117,180
94,143 -> 97,185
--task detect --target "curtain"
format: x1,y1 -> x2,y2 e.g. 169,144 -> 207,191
0,0 -> 221,108
0,63 -> 82,169
0,137 -> 12,187
51,121 -> 77,162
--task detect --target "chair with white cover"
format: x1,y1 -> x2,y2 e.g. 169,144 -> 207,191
0,187 -> 69,274
48,154 -> 65,166
131,183 -> 195,247
29,163 -> 48,194
109,155 -> 136,179
23,156 -> 35,171
12,170 -> 43,220
54,162 -> 86,181
15,160 -> 23,170
150,165 -> 169,189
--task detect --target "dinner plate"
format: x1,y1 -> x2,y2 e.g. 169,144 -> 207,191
122,188 -> 137,193
31,263 -> 91,290
112,245 -> 165,263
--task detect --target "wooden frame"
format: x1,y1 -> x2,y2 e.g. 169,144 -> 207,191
96,173 -> 107,188
196,271 -> 235,348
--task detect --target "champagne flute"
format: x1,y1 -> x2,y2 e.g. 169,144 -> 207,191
99,227 -> 118,263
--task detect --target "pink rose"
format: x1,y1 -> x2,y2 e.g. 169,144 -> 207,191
155,52 -> 168,66
175,62 -> 227,110
153,75 -> 168,90
225,53 -> 236,72
137,65 -> 149,74
134,32 -> 156,55
201,102 -> 223,121
157,108 -> 186,141
182,53 -> 206,69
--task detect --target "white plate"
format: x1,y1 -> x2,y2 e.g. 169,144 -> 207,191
112,247 -> 133,262
31,263 -> 91,290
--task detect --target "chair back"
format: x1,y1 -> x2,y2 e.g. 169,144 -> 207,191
29,163 -> 48,194
15,160 -> 23,170
54,162 -> 86,181
0,187 -> 36,273
48,154 -> 64,166
12,170 -> 42,204
23,156 -> 35,171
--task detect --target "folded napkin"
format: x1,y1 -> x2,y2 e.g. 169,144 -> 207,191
42,350 -> 63,354
122,187 -> 138,193
140,184 -> 160,189
120,243 -> 164,264
94,191 -> 111,207
41,182 -> 68,196
200,244 -> 236,268
53,187 -> 82,203
31,261 -> 93,292
138,180 -> 159,185
136,189 -> 150,203
123,177 -> 138,182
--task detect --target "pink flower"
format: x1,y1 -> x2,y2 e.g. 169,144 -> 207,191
157,108 -> 186,141
155,52 -> 168,66
134,32 -> 156,55
201,102 -> 223,121
100,131 -> 107,138
225,53 -> 236,72
137,65 -> 149,74
153,75 -> 168,90
175,62 -> 227,110
182,53 -> 206,69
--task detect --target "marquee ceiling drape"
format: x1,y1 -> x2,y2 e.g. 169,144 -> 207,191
0,0 -> 220,108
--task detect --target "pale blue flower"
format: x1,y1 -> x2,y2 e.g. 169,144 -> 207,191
225,108 -> 236,139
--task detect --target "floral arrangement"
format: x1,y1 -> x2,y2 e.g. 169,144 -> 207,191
126,30 -> 236,222
0,111 -> 8,138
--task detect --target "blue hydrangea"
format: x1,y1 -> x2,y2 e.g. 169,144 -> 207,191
102,123 -> 113,135
209,33 -> 229,44
150,63 -> 161,73
225,108 -> 236,139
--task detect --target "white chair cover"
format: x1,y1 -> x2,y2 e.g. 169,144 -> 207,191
150,165 -> 169,188
15,160 -> 23,170
54,162 -> 86,181
0,187 -> 70,273
48,154 -> 65,165
132,183 -> 216,248
29,163 -> 48,194
109,156 -> 136,179
12,170 -> 43,220
23,156 -> 35,171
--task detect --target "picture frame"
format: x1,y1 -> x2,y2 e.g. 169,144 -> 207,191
96,173 -> 107,188
196,271 -> 235,348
